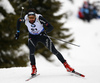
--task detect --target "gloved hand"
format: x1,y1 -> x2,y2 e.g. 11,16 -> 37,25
15,31 -> 20,39
40,31 -> 47,36
43,30 -> 47,35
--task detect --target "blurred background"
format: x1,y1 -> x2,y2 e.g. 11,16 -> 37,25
0,0 -> 100,68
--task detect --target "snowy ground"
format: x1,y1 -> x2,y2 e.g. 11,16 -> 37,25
0,0 -> 100,83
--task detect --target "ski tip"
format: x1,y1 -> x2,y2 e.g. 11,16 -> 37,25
81,74 -> 85,77
26,74 -> 40,81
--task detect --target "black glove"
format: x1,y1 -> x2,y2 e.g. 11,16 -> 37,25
40,31 -> 47,36
15,31 -> 20,39
43,31 -> 47,35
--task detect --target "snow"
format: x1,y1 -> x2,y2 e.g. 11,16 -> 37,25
0,0 -> 15,14
0,0 -> 100,83
0,0 -> 15,21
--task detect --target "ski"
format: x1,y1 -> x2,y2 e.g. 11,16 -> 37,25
71,70 -> 85,77
26,74 -> 40,81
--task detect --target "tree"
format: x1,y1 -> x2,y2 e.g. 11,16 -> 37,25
0,0 -> 74,68
26,0 -> 74,61
0,0 -> 29,68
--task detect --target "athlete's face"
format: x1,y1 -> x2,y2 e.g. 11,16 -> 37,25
28,15 -> 36,24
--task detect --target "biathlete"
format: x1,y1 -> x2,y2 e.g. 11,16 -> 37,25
15,8 -> 74,76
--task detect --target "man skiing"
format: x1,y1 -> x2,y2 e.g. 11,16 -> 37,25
15,8 -> 74,76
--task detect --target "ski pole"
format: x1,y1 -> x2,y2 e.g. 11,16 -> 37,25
29,38 -> 35,47
47,35 -> 80,47
20,7 -> 24,18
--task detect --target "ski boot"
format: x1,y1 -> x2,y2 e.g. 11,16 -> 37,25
63,61 -> 74,72
31,65 -> 37,76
